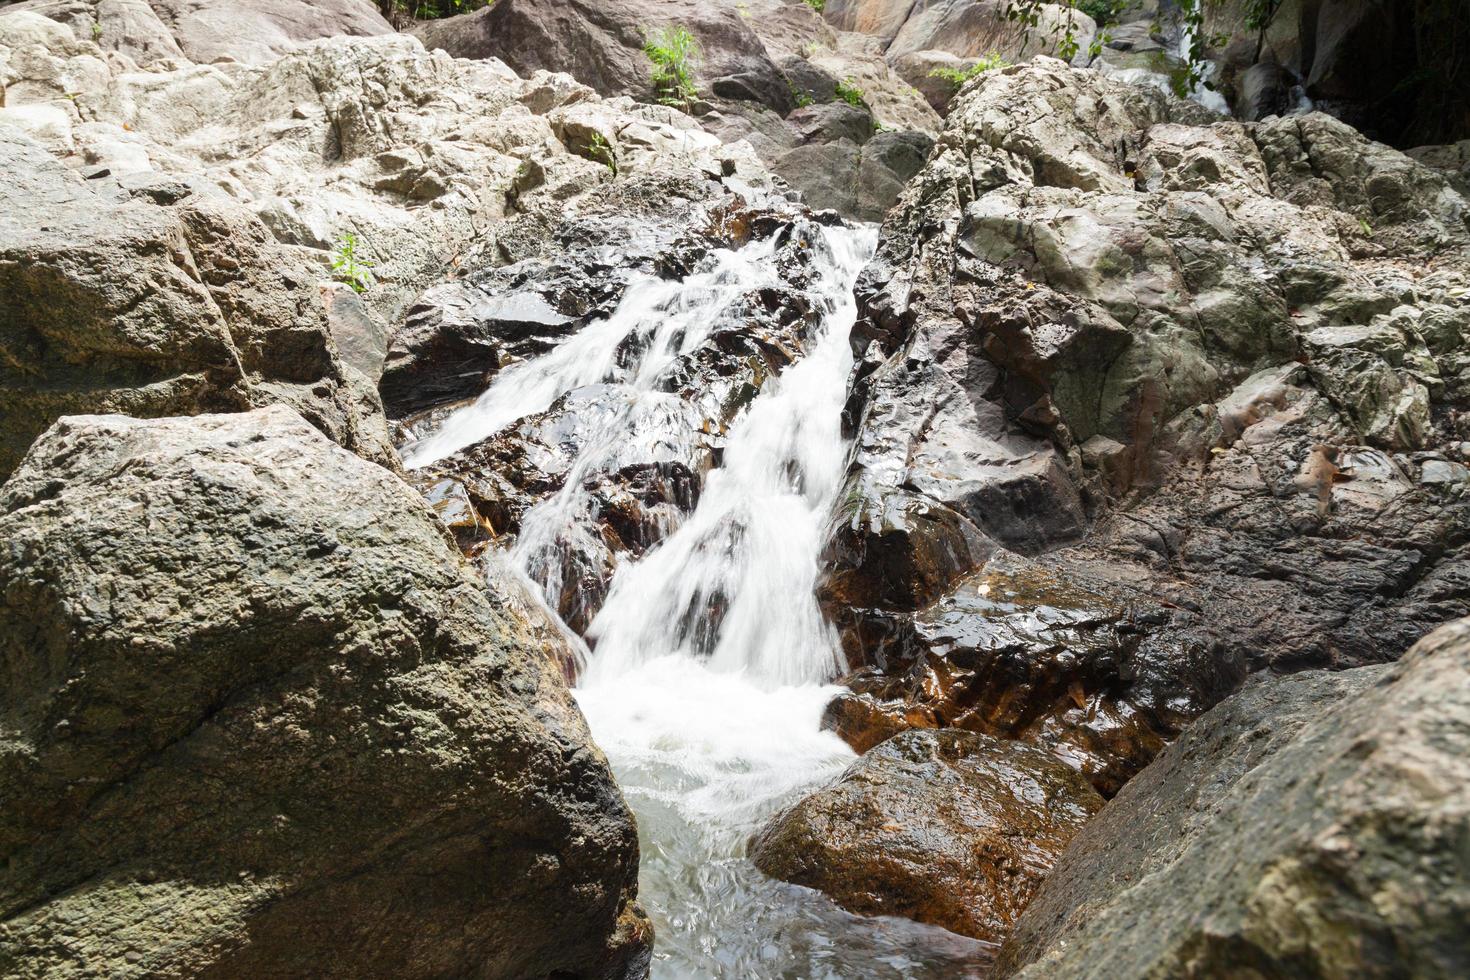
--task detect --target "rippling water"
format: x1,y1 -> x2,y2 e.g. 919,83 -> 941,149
411,222 -> 993,978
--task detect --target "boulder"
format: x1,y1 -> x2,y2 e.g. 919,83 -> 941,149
823,58 -> 1470,794
412,0 -> 792,114
0,406 -> 649,978
999,616 -> 1470,978
751,728 -> 1103,944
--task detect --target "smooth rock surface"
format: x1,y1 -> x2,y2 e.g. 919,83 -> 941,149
0,406 -> 649,979
999,615 -> 1470,979
751,728 -> 1103,944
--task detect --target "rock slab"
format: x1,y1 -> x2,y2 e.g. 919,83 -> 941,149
999,616 -> 1470,979
0,406 -> 649,979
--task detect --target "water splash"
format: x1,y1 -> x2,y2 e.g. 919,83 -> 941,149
409,221 -> 991,977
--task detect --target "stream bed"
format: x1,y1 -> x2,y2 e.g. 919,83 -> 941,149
409,223 -> 993,978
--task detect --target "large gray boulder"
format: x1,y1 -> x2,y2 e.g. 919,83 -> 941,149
412,0 -> 792,113
0,406 -> 649,978
999,616 -> 1470,978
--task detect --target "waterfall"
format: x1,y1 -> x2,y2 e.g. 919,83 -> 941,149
407,221 -> 988,978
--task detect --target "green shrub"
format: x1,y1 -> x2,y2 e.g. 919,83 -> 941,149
928,52 -> 1011,85
834,78 -> 864,107
585,132 -> 617,175
1077,0 -> 1120,25
331,232 -> 374,294
645,26 -> 700,108
803,0 -> 826,11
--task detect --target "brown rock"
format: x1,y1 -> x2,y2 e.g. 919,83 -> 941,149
751,728 -> 1104,944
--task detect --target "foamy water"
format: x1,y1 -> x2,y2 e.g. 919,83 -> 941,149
410,223 -> 991,978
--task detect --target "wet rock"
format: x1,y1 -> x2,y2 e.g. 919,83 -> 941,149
752,728 -> 1103,944
826,57 -> 1470,797
823,551 -> 1196,795
382,206 -> 715,418
408,212 -> 833,633
999,615 -> 1470,979
0,406 -> 649,979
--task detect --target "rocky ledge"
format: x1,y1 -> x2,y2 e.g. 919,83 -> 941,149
818,56 -> 1470,794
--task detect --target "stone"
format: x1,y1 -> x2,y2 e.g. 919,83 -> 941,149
0,126 -> 394,481
0,406 -> 649,978
412,0 -> 792,114
825,56 -> 1470,799
0,0 -> 392,65
751,728 -> 1104,944
999,616 -> 1470,979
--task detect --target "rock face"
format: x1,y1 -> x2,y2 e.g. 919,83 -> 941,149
409,0 -> 940,220
751,729 -> 1103,944
0,9 -> 770,479
1199,0 -> 1470,148
998,615 -> 1470,979
414,0 -> 791,114
0,0 -> 392,65
0,122 -> 395,482
824,57 -> 1470,792
0,406 -> 649,979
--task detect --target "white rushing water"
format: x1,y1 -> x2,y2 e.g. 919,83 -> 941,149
409,223 -> 990,978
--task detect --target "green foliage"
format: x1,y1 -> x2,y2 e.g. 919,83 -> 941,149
584,131 -> 618,175
331,232 -> 374,295
834,78 -> 864,107
928,53 -> 1012,85
790,84 -> 814,109
1077,0 -> 1126,26
644,26 -> 700,108
91,20 -> 102,40
803,0 -> 826,11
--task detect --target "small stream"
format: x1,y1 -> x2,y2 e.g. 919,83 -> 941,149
408,224 -> 992,978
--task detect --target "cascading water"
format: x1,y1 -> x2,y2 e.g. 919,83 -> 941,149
408,223 -> 990,978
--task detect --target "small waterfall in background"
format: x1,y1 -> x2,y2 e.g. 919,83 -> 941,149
408,223 -> 989,978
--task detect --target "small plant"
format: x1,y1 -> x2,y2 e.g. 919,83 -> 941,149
91,20 -> 102,40
736,1 -> 751,19
790,83 -> 814,108
645,25 -> 700,108
331,232 -> 374,294
803,0 -> 826,11
928,52 -> 1011,85
834,78 -> 865,107
585,131 -> 617,175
